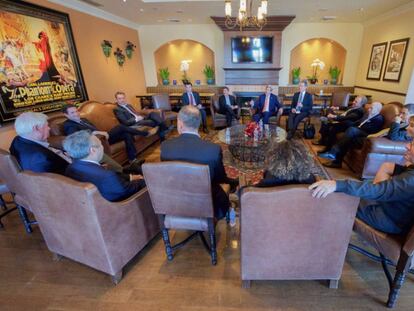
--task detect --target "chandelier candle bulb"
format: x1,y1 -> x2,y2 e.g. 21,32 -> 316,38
225,1 -> 232,16
240,0 -> 247,13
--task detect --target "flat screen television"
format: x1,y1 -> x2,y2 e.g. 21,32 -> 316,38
231,36 -> 273,64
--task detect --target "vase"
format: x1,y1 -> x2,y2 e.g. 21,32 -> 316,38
309,78 -> 318,84
330,78 -> 337,85
116,56 -> 125,67
125,48 -> 133,59
162,79 -> 169,85
207,78 -> 215,85
292,77 -> 300,85
101,45 -> 111,57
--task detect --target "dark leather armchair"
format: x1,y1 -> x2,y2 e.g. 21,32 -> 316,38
210,96 -> 240,129
152,94 -> 177,123
240,185 -> 359,288
331,92 -> 351,109
350,219 -> 414,308
19,170 -> 159,283
142,161 -> 218,265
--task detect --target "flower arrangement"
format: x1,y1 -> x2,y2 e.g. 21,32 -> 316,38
180,60 -> 191,84
101,40 -> 112,57
125,41 -> 136,59
113,48 -> 126,67
244,121 -> 260,138
308,58 -> 325,84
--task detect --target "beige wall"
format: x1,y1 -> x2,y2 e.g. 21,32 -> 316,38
354,8 -> 414,103
290,38 -> 347,84
0,0 -> 147,149
154,40 -> 215,84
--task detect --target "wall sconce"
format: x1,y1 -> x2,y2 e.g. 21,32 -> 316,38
101,40 -> 112,57
125,41 -> 137,59
114,48 -> 126,67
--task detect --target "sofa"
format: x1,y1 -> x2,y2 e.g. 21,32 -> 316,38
48,101 -> 160,164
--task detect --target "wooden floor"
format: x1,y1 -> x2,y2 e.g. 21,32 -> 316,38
1,118 -> 414,310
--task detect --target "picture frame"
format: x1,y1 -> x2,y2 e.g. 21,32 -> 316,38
383,38 -> 410,82
366,42 -> 387,80
0,0 -> 88,123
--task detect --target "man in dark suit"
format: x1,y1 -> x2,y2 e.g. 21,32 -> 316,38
251,85 -> 283,125
319,102 -> 384,168
10,112 -> 70,174
309,142 -> 414,234
62,104 -> 149,164
160,105 -> 237,220
64,130 -> 145,202
113,91 -> 169,140
218,86 -> 239,127
287,80 -> 313,139
181,82 -> 208,133
315,95 -> 367,152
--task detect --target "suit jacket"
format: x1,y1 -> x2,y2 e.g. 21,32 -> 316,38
256,172 -> 316,188
113,105 -> 141,127
291,92 -> 313,113
253,94 -> 281,113
357,114 -> 384,135
181,91 -> 201,106
65,160 -> 144,202
9,136 -> 68,174
63,118 -> 97,135
218,94 -> 237,111
387,122 -> 411,142
335,107 -> 364,122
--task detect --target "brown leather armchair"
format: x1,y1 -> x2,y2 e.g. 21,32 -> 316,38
0,149 -> 37,233
240,185 -> 359,288
152,94 -> 177,123
350,219 -> 414,308
19,170 -> 159,283
0,179 -> 13,228
210,95 -> 240,129
142,162 -> 218,265
331,92 -> 351,109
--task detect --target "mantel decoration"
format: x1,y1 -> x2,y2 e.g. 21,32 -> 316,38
203,65 -> 215,85
114,48 -> 126,67
180,60 -> 192,84
125,41 -> 136,59
308,58 -> 325,84
101,40 -> 112,57
224,0 -> 268,31
159,67 -> 170,85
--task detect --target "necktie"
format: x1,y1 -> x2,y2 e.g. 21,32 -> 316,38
189,93 -> 194,105
48,146 -> 72,163
225,95 -> 231,107
298,92 -> 304,104
262,95 -> 270,112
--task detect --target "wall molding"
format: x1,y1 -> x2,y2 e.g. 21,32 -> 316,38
354,85 -> 406,97
47,0 -> 140,30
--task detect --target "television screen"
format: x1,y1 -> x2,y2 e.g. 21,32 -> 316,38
231,36 -> 273,63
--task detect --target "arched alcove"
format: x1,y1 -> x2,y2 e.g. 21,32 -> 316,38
289,38 -> 347,84
154,39 -> 215,85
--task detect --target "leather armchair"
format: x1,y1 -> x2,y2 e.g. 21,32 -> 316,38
152,94 -> 177,123
142,161 -> 218,265
240,185 -> 359,288
331,92 -> 351,109
210,96 -> 240,129
0,179 -> 13,228
19,170 -> 159,283
351,219 -> 414,308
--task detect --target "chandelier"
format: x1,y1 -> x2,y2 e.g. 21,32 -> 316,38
225,0 -> 268,31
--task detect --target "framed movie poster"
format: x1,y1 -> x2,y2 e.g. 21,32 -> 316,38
366,42 -> 387,80
0,0 -> 88,123
383,38 -> 410,82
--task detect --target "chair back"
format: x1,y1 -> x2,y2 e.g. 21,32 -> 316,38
152,94 -> 171,111
241,185 -> 359,281
79,101 -> 120,131
142,162 -> 214,218
0,148 -> 23,194
331,92 -> 350,108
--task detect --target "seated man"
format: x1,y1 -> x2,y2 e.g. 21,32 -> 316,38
251,85 -> 283,125
63,130 -> 145,202
309,141 -> 414,234
181,82 -> 208,133
287,80 -> 313,139
319,102 -> 384,168
62,104 -> 149,165
113,91 -> 169,140
10,112 -> 70,174
387,106 -> 414,142
160,105 -> 238,220
218,86 -> 239,127
314,95 -> 367,149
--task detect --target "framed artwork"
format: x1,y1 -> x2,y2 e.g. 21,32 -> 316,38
0,0 -> 88,123
366,42 -> 387,80
383,38 -> 410,82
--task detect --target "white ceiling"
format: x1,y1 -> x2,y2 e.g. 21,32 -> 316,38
77,0 -> 414,25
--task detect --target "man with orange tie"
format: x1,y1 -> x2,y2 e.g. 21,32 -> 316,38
251,85 -> 283,125
181,82 -> 208,133
287,80 -> 313,140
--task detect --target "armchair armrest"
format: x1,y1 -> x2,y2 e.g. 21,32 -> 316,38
367,137 -> 407,155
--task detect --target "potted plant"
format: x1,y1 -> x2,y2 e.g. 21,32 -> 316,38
307,58 -> 325,84
329,66 -> 341,85
125,41 -> 136,59
203,65 -> 215,85
159,67 -> 170,85
291,67 -> 301,85
101,40 -> 112,57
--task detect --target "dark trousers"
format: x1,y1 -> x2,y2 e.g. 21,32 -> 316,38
219,106 -> 238,127
252,111 -> 276,124
199,108 -> 207,129
287,112 -> 309,134
137,112 -> 168,138
331,127 -> 367,162
108,124 -> 147,161
212,184 -> 230,220
356,202 -> 403,234
321,120 -> 354,148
